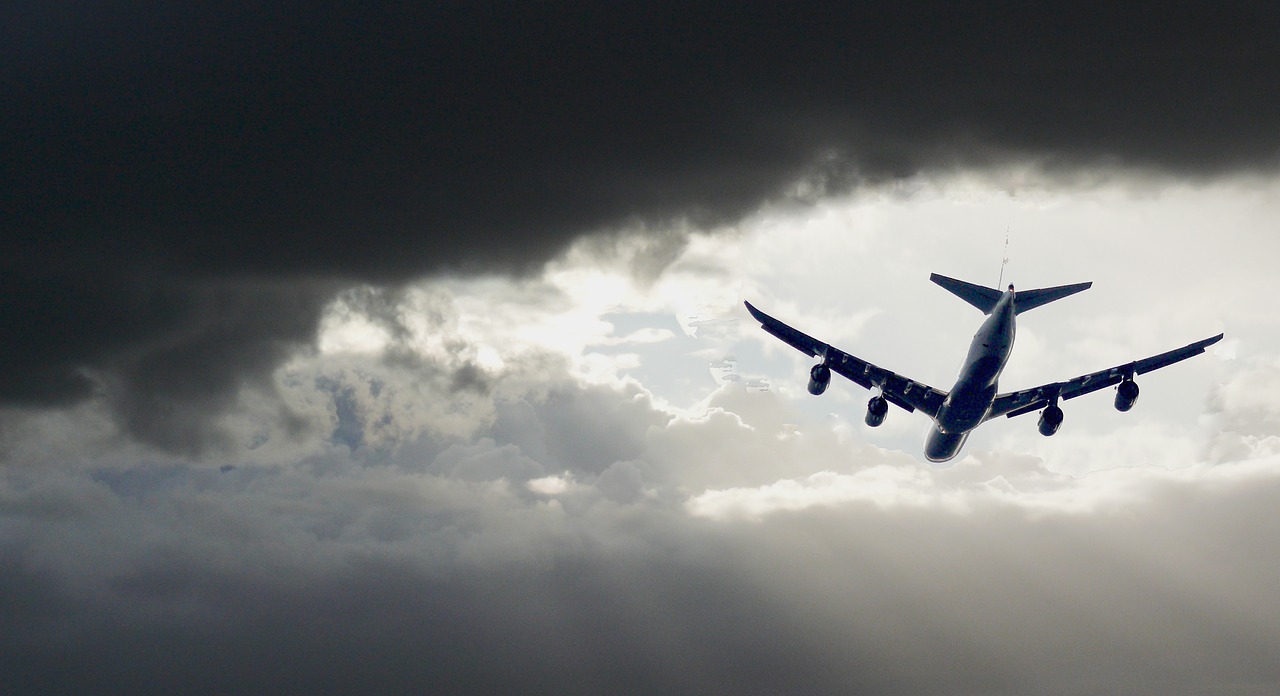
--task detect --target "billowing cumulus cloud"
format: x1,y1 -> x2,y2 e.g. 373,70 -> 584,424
3,339 -> 1279,694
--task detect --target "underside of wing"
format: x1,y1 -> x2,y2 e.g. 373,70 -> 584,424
745,301 -> 947,418
989,332 -> 1224,420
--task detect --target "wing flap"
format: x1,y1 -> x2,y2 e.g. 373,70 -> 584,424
990,333 -> 1224,420
745,301 -> 823,358
745,301 -> 947,418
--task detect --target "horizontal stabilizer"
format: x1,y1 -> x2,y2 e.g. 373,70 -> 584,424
1013,281 -> 1092,314
929,273 -> 1002,314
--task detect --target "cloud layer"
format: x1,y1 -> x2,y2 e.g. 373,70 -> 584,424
4,7 -> 1279,692
4,3 -> 1279,446
3,341 -> 1278,694
1,226 -> 1275,692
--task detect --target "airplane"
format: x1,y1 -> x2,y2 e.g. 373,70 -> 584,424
745,274 -> 1223,462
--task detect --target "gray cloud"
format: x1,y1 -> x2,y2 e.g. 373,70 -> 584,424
3,10 -> 1278,691
3,2 -> 1278,448
2,356 -> 1278,694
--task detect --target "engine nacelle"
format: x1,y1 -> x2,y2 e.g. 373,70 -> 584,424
807,364 -> 831,395
1114,379 -> 1139,412
1038,404 -> 1064,437
865,395 -> 888,427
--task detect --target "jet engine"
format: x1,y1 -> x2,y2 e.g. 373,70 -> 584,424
1038,404 -> 1064,436
865,395 -> 888,427
1114,379 -> 1139,412
808,364 -> 831,395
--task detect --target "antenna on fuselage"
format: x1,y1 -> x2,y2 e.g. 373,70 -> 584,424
996,227 -> 1010,289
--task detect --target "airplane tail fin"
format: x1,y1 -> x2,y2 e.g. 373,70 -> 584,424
1012,281 -> 1092,314
930,273 -> 1092,315
929,273 -> 1002,314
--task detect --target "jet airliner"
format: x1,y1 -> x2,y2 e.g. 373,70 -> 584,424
746,274 -> 1222,462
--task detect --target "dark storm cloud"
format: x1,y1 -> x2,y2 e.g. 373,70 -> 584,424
3,450 -> 1278,695
3,2 -> 1277,447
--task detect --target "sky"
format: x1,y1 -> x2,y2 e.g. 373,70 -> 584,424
3,3 -> 1280,694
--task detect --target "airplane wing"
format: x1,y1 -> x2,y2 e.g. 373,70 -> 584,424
989,333 -> 1224,419
744,301 -> 948,418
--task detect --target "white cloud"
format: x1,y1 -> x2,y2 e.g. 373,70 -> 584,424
527,472 -> 574,495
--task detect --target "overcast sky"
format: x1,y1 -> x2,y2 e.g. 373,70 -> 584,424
3,3 -> 1280,694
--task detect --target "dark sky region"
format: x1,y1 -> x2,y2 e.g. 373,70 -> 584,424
2,3 -> 1280,695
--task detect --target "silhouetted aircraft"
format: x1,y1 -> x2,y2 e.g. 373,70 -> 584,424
746,274 -> 1222,462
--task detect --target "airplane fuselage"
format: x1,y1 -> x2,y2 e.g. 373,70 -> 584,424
924,288 -> 1017,462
